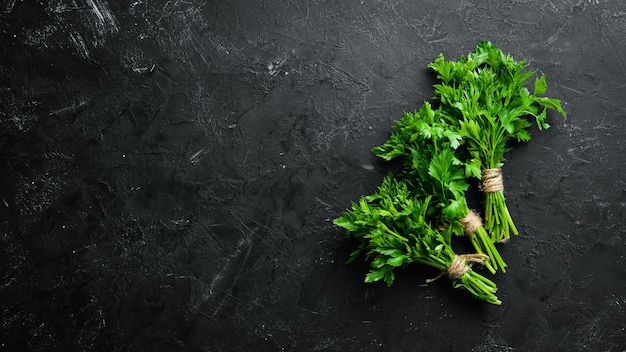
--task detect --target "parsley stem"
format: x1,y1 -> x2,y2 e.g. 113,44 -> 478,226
459,271 -> 501,305
469,233 -> 496,274
485,190 -> 518,243
380,223 -> 409,242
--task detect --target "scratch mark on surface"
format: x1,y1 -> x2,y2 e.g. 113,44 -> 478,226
206,230 -> 255,317
85,0 -> 119,35
547,22 -> 568,44
1,192 -> 9,208
268,57 -> 287,76
314,197 -> 332,210
69,31 -> 90,59
560,85 -> 584,95
3,0 -> 16,13
42,0 -> 119,56
49,99 -> 90,116
181,26 -> 210,65
428,34 -> 454,44
189,149 -> 206,164
504,18 -> 539,28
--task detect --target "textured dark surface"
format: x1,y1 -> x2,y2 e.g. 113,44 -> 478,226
1,0 -> 626,351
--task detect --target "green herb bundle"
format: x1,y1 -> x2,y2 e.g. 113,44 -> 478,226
429,41 -> 566,242
334,41 -> 565,305
334,175 -> 501,305
371,102 -> 506,274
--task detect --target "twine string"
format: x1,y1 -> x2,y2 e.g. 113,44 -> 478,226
459,210 -> 482,236
425,254 -> 490,283
481,168 -> 504,193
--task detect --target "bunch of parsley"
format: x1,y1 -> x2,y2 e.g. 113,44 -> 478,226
372,102 -> 506,274
429,41 -> 566,242
334,41 -> 565,305
334,175 -> 501,305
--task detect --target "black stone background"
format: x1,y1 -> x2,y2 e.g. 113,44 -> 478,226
1,0 -> 625,351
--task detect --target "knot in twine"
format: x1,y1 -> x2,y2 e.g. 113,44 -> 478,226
425,254 -> 490,283
460,210 -> 482,236
481,168 -> 504,193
